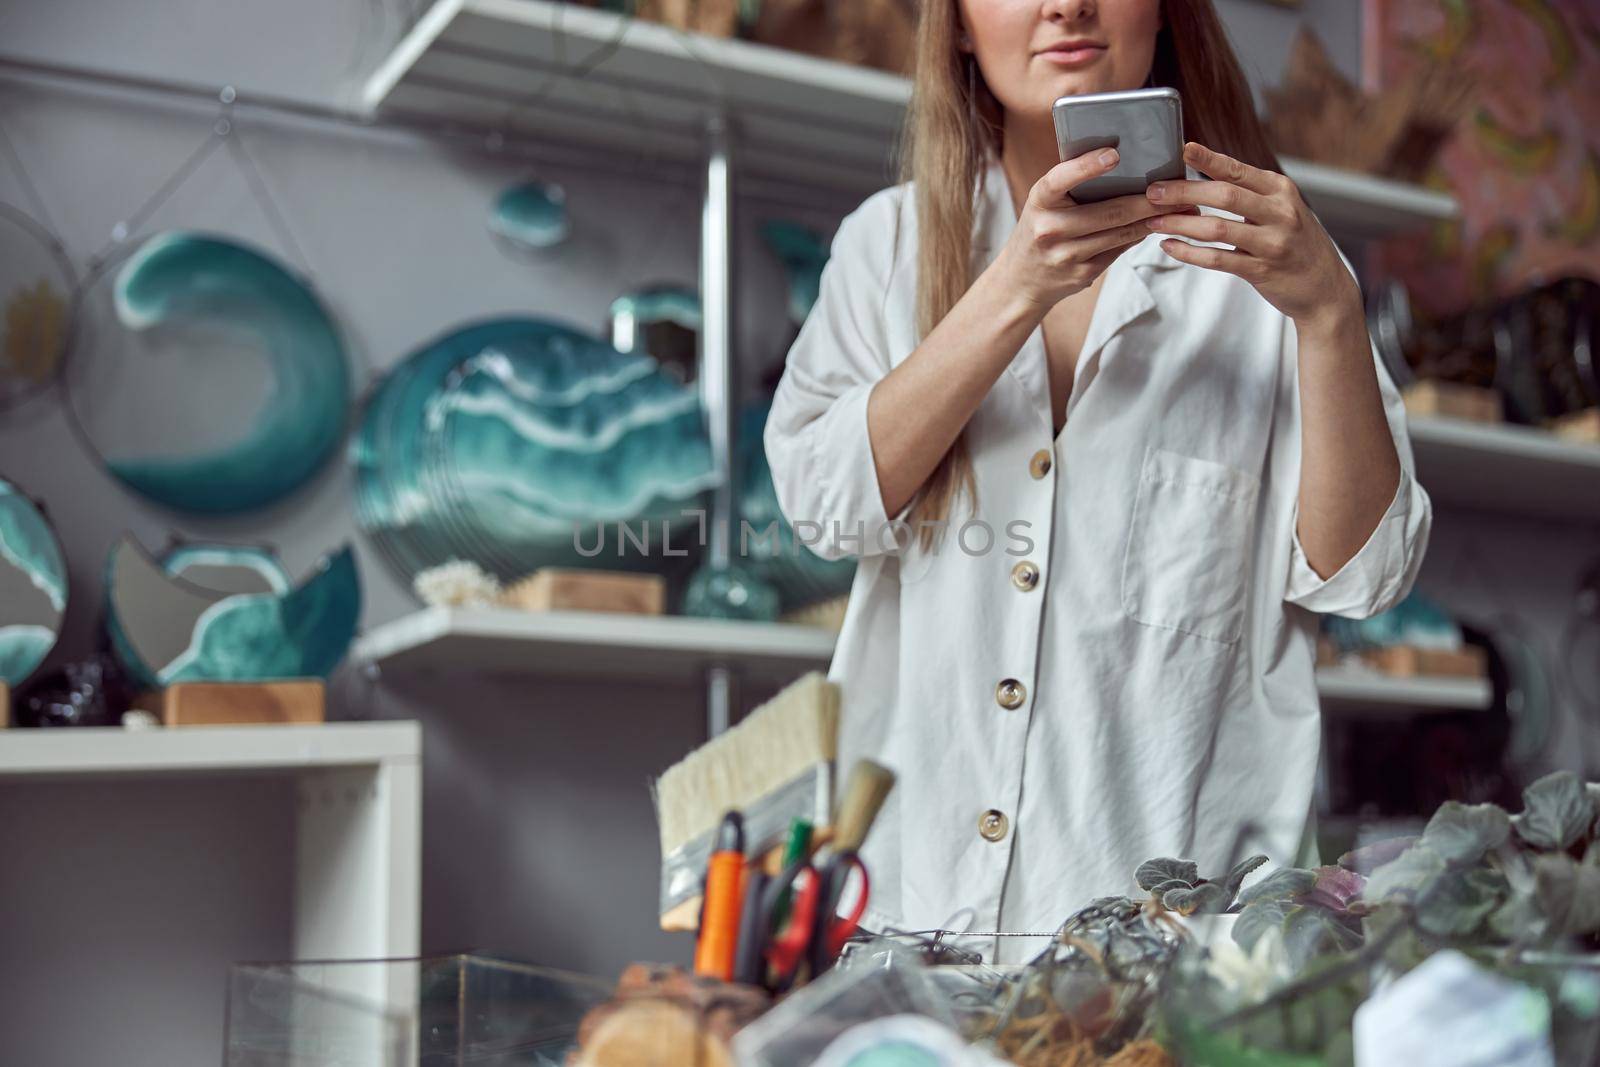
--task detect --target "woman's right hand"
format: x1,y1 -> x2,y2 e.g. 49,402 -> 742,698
995,147 -> 1195,314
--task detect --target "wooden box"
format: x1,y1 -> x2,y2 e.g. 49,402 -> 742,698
1402,380 -> 1503,424
1358,644 -> 1488,679
133,679 -> 326,726
1548,408 -> 1600,443
499,568 -> 666,615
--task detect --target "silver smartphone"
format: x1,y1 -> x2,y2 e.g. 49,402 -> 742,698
1052,87 -> 1185,203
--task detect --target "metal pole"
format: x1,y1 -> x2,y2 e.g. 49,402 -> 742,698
700,109 -> 739,739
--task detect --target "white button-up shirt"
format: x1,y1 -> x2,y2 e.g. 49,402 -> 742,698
763,156 -> 1432,963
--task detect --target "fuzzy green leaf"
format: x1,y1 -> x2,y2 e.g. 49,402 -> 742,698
1233,899 -> 1292,952
1283,905 -> 1361,967
1533,852 -> 1600,937
1219,854 -> 1271,902
1415,867 -> 1506,938
1363,843 -> 1446,903
1487,888 -> 1546,943
1421,801 -> 1511,863
1163,881 -> 1228,915
1150,878 -> 1193,897
1513,771 -> 1592,851
1237,867 -> 1318,907
1135,857 -> 1198,891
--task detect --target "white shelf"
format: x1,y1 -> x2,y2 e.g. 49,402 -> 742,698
1314,663 -> 1491,713
0,720 -> 421,778
1409,416 -> 1600,522
363,0 -> 1459,231
356,607 -> 1492,712
354,605 -> 837,684
0,720 -> 422,961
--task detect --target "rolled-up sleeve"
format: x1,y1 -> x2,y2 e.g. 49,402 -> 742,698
1281,263 -> 1433,618
763,189 -> 911,562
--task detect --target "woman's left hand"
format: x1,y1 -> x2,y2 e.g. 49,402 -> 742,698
1144,142 -> 1362,332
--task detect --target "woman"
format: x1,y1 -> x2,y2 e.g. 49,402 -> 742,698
763,0 -> 1432,962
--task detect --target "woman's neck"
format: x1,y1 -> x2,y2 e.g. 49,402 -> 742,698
997,116 -> 1061,217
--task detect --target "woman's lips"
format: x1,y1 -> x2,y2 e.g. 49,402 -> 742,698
1037,44 -> 1106,67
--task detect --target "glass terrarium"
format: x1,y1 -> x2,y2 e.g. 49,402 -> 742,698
224,955 -> 613,1066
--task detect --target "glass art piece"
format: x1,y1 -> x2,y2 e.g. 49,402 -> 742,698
0,204 -> 74,412
64,231 -> 351,514
160,540 -> 291,595
104,533 -> 360,688
0,475 -> 68,687
609,285 -> 700,386
353,317 -> 716,592
736,398 -> 856,611
488,178 -> 570,253
760,220 -> 829,326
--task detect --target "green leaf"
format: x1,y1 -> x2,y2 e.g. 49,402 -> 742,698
1151,878 -> 1193,897
1513,771 -> 1592,851
1421,801 -> 1511,863
1233,899 -> 1292,952
1283,905 -> 1361,967
1237,867 -> 1318,907
1220,854 -> 1271,901
1136,857 -> 1198,891
1363,843 -> 1446,903
1533,852 -> 1600,937
1487,887 -> 1546,943
1164,881 -> 1228,915
1415,867 -> 1506,937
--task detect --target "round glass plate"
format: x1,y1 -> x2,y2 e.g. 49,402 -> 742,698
0,203 -> 75,413
356,317 -> 716,591
0,474 -> 68,687
63,230 -> 352,515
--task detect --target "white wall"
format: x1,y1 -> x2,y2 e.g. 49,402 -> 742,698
0,2 -> 1594,1065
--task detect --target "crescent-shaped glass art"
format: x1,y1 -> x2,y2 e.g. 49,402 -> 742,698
0,475 -> 68,687
0,204 -> 74,413
354,317 -> 717,591
64,231 -> 352,514
104,534 -> 360,688
160,541 -> 291,596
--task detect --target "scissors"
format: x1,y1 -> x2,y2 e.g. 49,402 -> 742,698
755,852 -> 870,992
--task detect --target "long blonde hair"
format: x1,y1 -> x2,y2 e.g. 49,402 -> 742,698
893,0 -> 1281,550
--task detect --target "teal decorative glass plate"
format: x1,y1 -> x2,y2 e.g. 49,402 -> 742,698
0,475 -> 68,686
353,317 -> 716,591
63,231 -> 352,514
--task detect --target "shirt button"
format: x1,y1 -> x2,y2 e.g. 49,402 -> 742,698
979,809 -> 1010,842
1028,449 -> 1052,479
995,678 -> 1026,710
1011,560 -> 1040,591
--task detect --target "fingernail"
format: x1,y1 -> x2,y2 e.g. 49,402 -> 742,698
1147,184 -> 1165,201
1145,217 -> 1164,229
1098,148 -> 1119,167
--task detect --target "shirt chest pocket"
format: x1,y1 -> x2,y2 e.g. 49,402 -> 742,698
1120,446 -> 1261,646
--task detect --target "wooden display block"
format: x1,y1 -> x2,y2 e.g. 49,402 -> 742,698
1402,381 -> 1502,424
133,680 -> 326,726
1357,644 -> 1488,679
499,568 -> 666,616
1548,408 -> 1600,444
